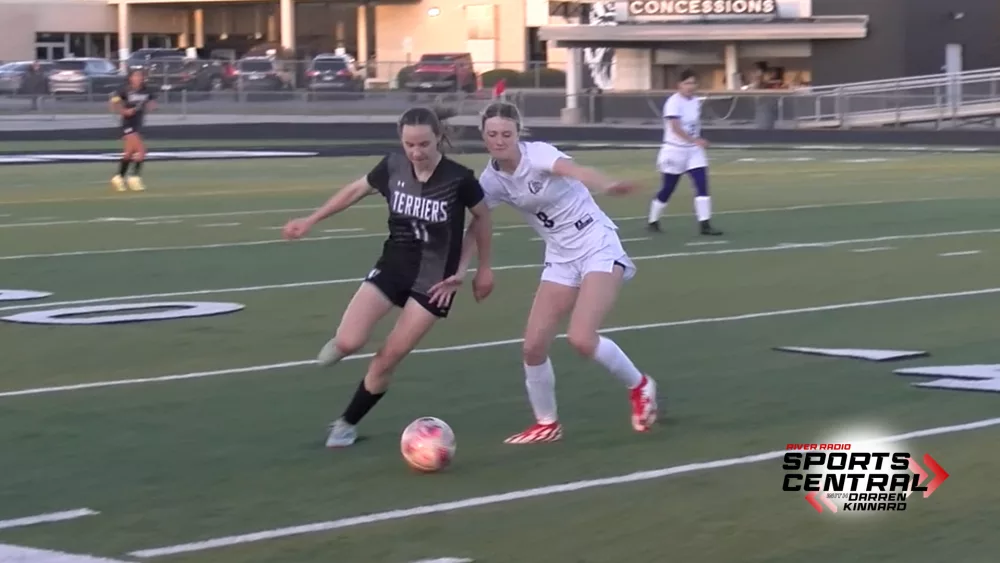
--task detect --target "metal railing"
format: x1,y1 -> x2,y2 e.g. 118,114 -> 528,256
2,87 -> 998,131
792,67 -> 1000,128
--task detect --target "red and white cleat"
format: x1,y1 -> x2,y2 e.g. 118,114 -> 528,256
630,375 -> 658,432
504,422 -> 563,444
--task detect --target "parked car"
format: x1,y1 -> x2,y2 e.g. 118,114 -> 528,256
48,58 -> 123,96
0,61 -> 55,95
144,57 -> 234,92
234,57 -> 293,91
405,53 -> 478,93
126,48 -> 186,72
306,54 -> 364,96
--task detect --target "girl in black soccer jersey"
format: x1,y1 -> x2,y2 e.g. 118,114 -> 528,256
282,107 -> 496,448
109,69 -> 156,193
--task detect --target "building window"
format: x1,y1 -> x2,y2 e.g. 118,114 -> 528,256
465,4 -> 496,40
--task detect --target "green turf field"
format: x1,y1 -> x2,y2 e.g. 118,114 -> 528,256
1,145 -> 999,563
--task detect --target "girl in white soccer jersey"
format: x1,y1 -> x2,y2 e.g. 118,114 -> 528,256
648,69 -> 723,236
461,101 -> 658,444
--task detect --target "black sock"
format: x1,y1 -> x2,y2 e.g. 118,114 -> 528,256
341,379 -> 386,425
131,160 -> 143,176
118,159 -> 130,176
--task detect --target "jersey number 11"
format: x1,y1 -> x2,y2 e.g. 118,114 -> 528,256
410,219 -> 430,242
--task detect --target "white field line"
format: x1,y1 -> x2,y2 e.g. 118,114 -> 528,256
408,559 -> 473,563
4,285 -> 1000,400
0,544 -> 130,563
0,508 -> 98,531
850,246 -> 895,253
618,237 -> 651,243
0,196 -> 969,231
2,226 -> 999,314
199,223 -> 240,228
129,415 -> 1000,558
0,232 -> 388,261
939,250 -> 981,257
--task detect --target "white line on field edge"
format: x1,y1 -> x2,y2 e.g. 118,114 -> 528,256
0,194 -> 969,243
3,285 -> 1000,400
939,250 -> 981,257
0,508 -> 98,531
850,246 -> 895,253
129,416 -> 1000,558
409,559 -> 473,563
2,226 -> 998,314
0,544 -> 131,563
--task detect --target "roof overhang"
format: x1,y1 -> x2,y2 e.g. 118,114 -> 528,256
539,16 -> 869,46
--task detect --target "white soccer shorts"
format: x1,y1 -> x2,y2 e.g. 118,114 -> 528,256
540,231 -> 637,288
656,144 -> 708,175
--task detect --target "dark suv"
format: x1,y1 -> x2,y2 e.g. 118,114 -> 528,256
405,53 -> 478,93
235,57 -> 293,91
306,55 -> 364,97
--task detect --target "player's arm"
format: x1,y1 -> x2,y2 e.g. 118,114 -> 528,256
109,91 -> 124,115
457,176 -> 495,273
667,117 -> 698,144
460,201 -> 493,272
302,175 -> 377,227
550,157 -> 629,195
146,91 -> 158,112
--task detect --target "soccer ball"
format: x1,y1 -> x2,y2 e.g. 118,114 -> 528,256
400,416 -> 456,472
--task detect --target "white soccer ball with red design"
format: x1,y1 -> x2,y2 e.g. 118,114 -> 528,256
400,416 -> 456,472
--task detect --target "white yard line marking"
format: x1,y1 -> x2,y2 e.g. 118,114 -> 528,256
0,196 -> 970,230
1,226 -> 998,314
4,285 -> 1000,400
939,250 -> 981,257
321,228 -> 365,233
619,237 -> 651,243
850,246 -> 895,253
135,220 -> 183,226
0,508 -> 98,531
129,415 -> 1000,558
7,213 -> 999,263
409,559 -> 473,563
0,544 -> 130,563
199,223 -> 241,228
686,240 -> 729,246
0,232 -> 388,261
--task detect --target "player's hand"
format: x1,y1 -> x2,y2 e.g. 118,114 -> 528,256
604,181 -> 638,197
428,272 -> 465,308
695,138 -> 710,148
123,108 -> 136,117
282,217 -> 314,240
471,266 -> 494,302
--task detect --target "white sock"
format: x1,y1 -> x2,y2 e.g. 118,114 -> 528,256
694,196 -> 712,221
317,338 -> 347,367
649,199 -> 667,223
593,336 -> 644,389
524,358 -> 558,424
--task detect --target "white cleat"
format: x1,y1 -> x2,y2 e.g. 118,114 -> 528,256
630,374 -> 658,432
504,422 -> 563,444
325,418 -> 357,448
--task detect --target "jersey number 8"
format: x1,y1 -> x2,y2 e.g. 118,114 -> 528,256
410,219 -> 430,242
535,211 -> 555,229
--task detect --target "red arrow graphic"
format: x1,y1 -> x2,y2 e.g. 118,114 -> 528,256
907,457 -> 929,498
922,454 -> 950,498
805,491 -> 823,513
805,490 -> 838,513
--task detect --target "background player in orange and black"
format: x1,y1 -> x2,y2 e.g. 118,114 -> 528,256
109,69 -> 156,193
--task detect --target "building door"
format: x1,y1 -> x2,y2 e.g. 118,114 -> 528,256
35,43 -> 67,61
